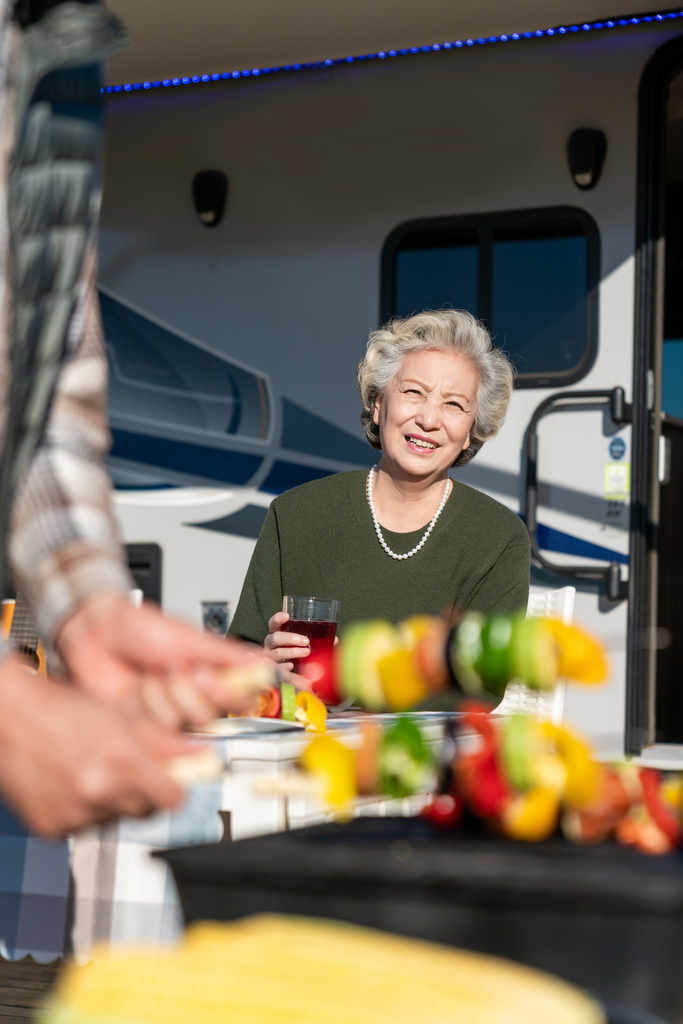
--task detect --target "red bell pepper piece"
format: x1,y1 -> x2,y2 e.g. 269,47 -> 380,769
457,705 -> 510,818
639,768 -> 682,847
421,793 -> 464,830
258,686 -> 281,719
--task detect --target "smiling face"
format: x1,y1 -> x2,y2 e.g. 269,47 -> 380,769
373,348 -> 479,480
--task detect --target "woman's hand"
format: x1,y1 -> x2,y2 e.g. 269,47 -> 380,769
264,612 -> 311,671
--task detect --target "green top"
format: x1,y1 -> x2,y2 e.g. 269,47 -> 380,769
230,470 -> 530,644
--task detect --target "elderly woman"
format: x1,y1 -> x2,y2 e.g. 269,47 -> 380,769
229,310 -> 529,671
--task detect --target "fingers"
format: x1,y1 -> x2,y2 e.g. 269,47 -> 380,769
266,630 -> 309,650
138,678 -> 185,730
158,643 -> 278,721
289,673 -> 314,692
0,666 -> 190,836
265,646 -> 310,665
181,667 -> 259,719
155,625 -> 259,669
168,676 -> 217,725
77,754 -> 182,824
58,593 -> 277,726
268,611 -> 290,633
262,621 -> 312,690
134,607 -> 256,671
67,645 -> 142,705
58,593 -> 262,682
114,658 -> 277,729
123,751 -> 185,817
72,717 -> 191,825
130,672 -> 245,729
264,630 -> 310,667
135,722 -> 202,761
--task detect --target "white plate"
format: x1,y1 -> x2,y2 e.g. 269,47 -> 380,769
199,717 -> 305,736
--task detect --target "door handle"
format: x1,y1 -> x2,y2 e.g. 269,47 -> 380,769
525,387 -> 631,601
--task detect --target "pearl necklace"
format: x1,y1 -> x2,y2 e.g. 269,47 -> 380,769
366,466 -> 451,560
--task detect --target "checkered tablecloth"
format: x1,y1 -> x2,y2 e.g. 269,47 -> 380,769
0,802 -> 70,962
0,742 -> 230,963
69,775 -> 227,959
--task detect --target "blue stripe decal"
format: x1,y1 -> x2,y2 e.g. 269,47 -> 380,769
537,522 -> 629,565
280,398 -> 376,466
188,504 -> 269,539
114,484 -> 179,491
260,460 -> 335,495
111,430 -> 263,485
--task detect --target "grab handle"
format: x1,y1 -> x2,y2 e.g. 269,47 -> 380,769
525,388 -> 631,601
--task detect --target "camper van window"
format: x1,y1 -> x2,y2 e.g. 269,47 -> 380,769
491,228 -> 587,378
100,290 -> 269,441
382,208 -> 598,387
394,233 -> 478,320
663,66 -> 683,422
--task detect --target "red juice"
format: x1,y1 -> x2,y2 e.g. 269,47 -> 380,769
283,618 -> 337,653
283,618 -> 339,703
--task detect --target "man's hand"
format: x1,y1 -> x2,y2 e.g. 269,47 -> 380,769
0,655 -> 193,836
55,591 -> 270,729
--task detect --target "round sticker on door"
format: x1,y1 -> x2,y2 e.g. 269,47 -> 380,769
609,437 -> 626,460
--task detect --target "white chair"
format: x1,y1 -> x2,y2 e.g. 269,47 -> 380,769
492,585 -> 576,725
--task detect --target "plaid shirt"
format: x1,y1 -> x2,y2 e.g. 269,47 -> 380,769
0,0 -> 132,646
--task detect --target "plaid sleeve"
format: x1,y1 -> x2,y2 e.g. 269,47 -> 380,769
7,243 -> 133,645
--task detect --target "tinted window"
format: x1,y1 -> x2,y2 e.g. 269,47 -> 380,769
492,234 -> 587,376
100,291 -> 269,440
395,244 -> 478,319
662,67 -> 683,420
383,209 -> 598,388
662,340 -> 683,419
664,65 -> 683,342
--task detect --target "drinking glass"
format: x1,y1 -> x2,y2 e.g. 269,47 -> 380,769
282,596 -> 340,702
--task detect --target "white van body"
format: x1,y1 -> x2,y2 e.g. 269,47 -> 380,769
100,10 -> 683,761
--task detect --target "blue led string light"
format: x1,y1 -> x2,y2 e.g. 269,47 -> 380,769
103,6 -> 683,95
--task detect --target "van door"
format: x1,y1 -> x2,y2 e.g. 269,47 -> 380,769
632,38 -> 683,759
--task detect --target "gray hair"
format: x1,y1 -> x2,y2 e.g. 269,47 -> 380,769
357,310 -> 514,467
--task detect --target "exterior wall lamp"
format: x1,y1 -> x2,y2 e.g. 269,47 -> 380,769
567,128 -> 607,190
192,170 -> 228,227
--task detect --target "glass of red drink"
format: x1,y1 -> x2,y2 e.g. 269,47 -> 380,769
282,596 -> 340,704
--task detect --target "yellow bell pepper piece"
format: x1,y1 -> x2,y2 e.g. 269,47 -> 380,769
295,691 -> 327,733
661,774 -> 683,816
533,752 -> 567,795
300,735 -> 357,808
398,615 -> 436,649
377,649 -> 429,711
502,787 -> 559,842
542,723 -> 599,808
545,620 -> 609,684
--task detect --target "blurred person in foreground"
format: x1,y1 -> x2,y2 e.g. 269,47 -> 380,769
0,0 -> 264,835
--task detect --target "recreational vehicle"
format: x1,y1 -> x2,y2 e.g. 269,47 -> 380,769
101,1 -> 683,763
